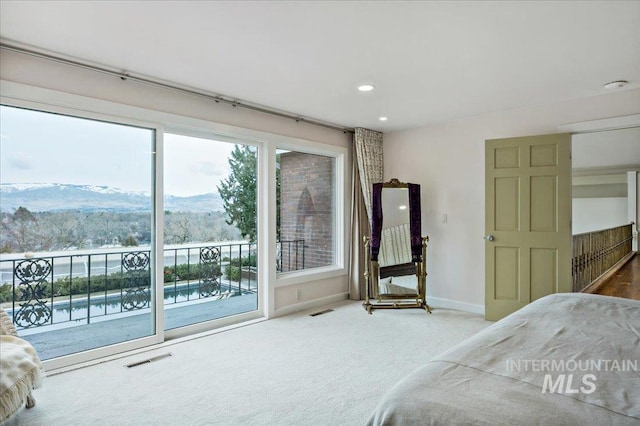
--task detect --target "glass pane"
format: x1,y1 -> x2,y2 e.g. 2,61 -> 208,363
276,150 -> 335,272
0,105 -> 155,360
163,134 -> 258,330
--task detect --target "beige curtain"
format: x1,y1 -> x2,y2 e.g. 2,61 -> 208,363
349,128 -> 383,300
354,128 -> 384,220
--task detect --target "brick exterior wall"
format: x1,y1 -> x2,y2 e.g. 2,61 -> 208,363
279,152 -> 335,272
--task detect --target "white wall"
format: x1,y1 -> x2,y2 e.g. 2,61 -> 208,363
572,198 -> 628,234
572,173 -> 630,234
0,49 -> 352,314
384,88 -> 640,312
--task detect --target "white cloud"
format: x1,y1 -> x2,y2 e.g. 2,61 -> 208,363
8,152 -> 32,170
198,161 -> 219,176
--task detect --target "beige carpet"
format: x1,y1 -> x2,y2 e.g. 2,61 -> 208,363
6,300 -> 491,425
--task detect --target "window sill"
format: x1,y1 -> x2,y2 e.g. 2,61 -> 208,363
274,265 -> 347,287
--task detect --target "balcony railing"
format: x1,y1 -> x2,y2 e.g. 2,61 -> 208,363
277,239 -> 306,272
572,224 -> 634,292
0,239 -> 304,331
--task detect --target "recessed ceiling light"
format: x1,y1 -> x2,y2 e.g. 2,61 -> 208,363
603,80 -> 628,89
379,117 -> 388,121
358,84 -> 375,92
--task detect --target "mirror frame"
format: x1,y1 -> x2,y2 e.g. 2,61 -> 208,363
363,178 -> 431,314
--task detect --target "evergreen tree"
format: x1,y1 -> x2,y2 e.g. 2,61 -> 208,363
122,235 -> 139,246
218,145 -> 257,242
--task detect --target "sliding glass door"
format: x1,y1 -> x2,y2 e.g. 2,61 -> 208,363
162,134 -> 259,331
0,105 -> 158,362
0,103 -> 264,366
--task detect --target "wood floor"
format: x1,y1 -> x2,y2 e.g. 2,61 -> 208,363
590,254 -> 640,300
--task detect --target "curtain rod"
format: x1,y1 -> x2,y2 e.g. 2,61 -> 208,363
1,42 -> 355,134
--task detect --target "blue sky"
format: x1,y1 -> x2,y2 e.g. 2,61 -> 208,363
0,105 -> 234,196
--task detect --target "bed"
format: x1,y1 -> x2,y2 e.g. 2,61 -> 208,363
367,293 -> 640,425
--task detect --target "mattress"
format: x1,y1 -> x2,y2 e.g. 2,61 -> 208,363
367,293 -> 640,425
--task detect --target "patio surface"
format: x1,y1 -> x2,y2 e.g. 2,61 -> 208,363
20,293 -> 258,360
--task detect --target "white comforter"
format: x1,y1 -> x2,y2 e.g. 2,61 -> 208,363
367,293 -> 640,425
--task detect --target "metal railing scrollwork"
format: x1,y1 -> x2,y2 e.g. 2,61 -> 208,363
14,258 -> 53,328
122,251 -> 151,311
199,246 -> 222,297
0,240 -> 305,331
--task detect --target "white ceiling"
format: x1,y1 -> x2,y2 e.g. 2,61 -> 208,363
1,1 -> 639,132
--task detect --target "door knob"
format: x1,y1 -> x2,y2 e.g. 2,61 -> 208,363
485,235 -> 495,241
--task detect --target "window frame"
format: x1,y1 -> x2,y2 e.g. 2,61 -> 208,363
0,80 -> 348,367
0,93 -> 166,371
160,126 -> 265,339
274,141 -> 347,288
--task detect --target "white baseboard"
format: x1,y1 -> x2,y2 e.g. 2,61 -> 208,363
428,296 -> 485,315
274,292 -> 349,317
275,293 -> 484,317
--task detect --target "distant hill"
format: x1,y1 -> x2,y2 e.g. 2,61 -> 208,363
0,183 -> 224,213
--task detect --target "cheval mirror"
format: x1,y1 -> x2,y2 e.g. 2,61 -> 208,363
363,178 -> 431,314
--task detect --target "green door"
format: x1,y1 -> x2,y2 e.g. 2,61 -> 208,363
485,134 -> 572,320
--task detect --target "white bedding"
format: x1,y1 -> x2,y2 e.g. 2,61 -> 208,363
367,293 -> 640,425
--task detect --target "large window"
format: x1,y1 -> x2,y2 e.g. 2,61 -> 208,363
0,105 -> 156,360
277,150 -> 336,273
0,82 -> 346,368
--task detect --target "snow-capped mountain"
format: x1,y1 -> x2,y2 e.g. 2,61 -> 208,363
0,183 -> 223,212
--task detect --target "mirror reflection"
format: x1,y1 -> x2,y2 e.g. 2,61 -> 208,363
363,178 -> 430,314
377,187 -> 418,295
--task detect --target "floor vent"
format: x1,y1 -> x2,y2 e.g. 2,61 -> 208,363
310,309 -> 334,317
126,352 -> 173,368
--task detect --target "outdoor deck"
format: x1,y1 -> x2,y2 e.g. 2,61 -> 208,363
21,293 -> 257,360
